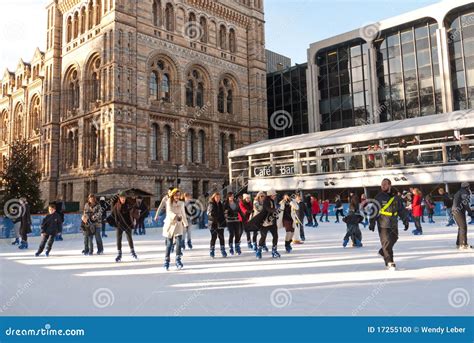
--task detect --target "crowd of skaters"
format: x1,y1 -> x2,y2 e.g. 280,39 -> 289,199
8,180 -> 474,271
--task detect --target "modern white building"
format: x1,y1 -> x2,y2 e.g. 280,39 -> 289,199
229,1 -> 474,197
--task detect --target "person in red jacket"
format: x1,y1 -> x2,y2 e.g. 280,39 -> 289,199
412,188 -> 423,235
240,194 -> 257,250
311,196 -> 320,227
320,199 -> 330,223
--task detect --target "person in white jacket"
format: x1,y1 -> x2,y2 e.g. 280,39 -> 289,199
277,194 -> 300,253
162,188 -> 188,271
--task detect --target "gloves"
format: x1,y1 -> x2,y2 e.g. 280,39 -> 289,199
404,220 -> 409,231
368,225 -> 375,232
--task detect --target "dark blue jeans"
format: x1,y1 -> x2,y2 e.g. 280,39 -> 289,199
165,236 -> 183,261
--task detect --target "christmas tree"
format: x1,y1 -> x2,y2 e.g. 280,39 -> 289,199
0,139 -> 43,215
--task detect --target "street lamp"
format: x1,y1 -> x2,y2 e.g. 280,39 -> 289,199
175,163 -> 182,187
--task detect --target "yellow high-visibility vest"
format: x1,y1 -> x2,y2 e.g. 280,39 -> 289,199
379,197 -> 398,217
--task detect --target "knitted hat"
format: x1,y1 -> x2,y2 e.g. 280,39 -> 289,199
169,188 -> 180,197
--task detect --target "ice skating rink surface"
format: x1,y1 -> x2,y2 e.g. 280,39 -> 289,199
1,220 -> 473,316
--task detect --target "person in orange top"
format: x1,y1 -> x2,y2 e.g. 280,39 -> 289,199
412,188 -> 423,236
311,196 -> 320,227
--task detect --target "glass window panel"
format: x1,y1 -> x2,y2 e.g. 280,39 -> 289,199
461,13 -> 474,27
320,99 -> 330,114
353,81 -> 364,93
342,95 -> 352,110
341,84 -> 350,95
351,56 -> 362,67
403,53 -> 416,70
401,30 -> 413,43
402,42 -> 415,55
391,84 -> 404,100
389,57 -> 402,73
418,65 -> 432,79
330,87 -> 340,97
416,37 -> 430,50
330,97 -> 341,111
453,41 -> 463,59
464,38 -> 474,57
417,49 -> 431,67
466,69 -> 474,87
353,92 -> 365,107
455,71 -> 466,89
466,56 -> 474,70
352,66 -> 364,82
390,72 -> 403,84
388,45 -> 400,58
329,72 -> 339,87
340,70 -> 350,85
387,35 -> 399,47
351,45 -> 362,57
415,25 -> 428,39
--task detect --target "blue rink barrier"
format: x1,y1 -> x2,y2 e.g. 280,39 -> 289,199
0,316 -> 472,343
0,211 -> 166,239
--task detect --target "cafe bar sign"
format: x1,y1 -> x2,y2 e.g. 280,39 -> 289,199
253,165 -> 295,178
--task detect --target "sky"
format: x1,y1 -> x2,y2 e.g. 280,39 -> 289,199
0,0 -> 442,72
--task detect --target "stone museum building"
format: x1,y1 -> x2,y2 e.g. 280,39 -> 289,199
0,0 -> 267,206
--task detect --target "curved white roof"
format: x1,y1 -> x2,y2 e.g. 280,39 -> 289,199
229,110 -> 474,158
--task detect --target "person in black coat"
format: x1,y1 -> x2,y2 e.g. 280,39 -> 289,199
207,192 -> 227,258
223,192 -> 245,256
112,192 -> 139,262
18,198 -> 32,250
369,179 -> 410,271
134,196 -> 149,236
452,182 -> 473,250
99,197 -> 110,238
35,204 -> 62,257
342,195 -> 363,248
54,197 -> 65,241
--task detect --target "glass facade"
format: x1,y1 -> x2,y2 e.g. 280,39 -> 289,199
316,41 -> 369,131
267,63 -> 309,139
375,19 -> 442,122
447,8 -> 474,110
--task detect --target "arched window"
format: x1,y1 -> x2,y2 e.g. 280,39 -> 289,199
200,17 -> 208,43
88,1 -> 94,29
229,28 -> 236,53
30,96 -> 41,136
151,123 -> 159,160
189,12 -> 196,23
86,56 -> 101,107
149,58 -> 173,102
186,129 -> 195,163
92,72 -> 100,102
229,134 -> 236,151
165,3 -> 174,31
186,69 -> 206,108
219,25 -> 227,49
219,133 -> 226,166
67,131 -> 74,168
95,0 -> 102,25
162,125 -> 171,161
80,7 -> 86,34
73,12 -> 79,38
218,78 -> 234,114
153,0 -> 161,26
66,16 -> 72,42
90,123 -> 98,163
1,110 -> 8,144
197,130 -> 205,163
13,103 -> 24,140
149,71 -> 159,99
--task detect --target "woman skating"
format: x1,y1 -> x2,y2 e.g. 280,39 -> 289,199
239,194 -> 255,249
207,192 -> 228,258
342,195 -> 364,248
311,195 -> 320,228
224,192 -> 245,256
425,194 -> 435,224
163,189 -> 188,270
277,194 -> 300,253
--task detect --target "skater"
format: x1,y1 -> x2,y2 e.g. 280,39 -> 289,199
17,198 -> 32,250
198,193 -> 209,229
369,178 -> 410,271
163,188 -> 188,270
207,192 -> 227,258
35,204 -> 62,257
311,195 -> 320,227
239,194 -> 254,249
452,182 -> 473,250
411,188 -> 423,235
54,197 -> 65,241
320,199 -> 330,222
112,191 -> 138,262
277,193 -> 299,253
250,191 -> 267,251
10,213 -> 21,246
342,195 -> 364,248
99,196 -> 110,238
81,214 -> 94,256
360,194 -> 369,228
154,187 -> 174,222
224,192 -> 245,256
304,194 -> 313,227
135,196 -> 149,236
425,194 -> 435,224
84,194 -> 104,254
250,190 -> 280,259
295,194 -> 306,241
469,191 -> 474,225
183,193 -> 194,249
438,188 -> 455,226
334,195 -> 345,223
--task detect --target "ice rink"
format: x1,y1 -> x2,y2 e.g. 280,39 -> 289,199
1,219 -> 473,316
